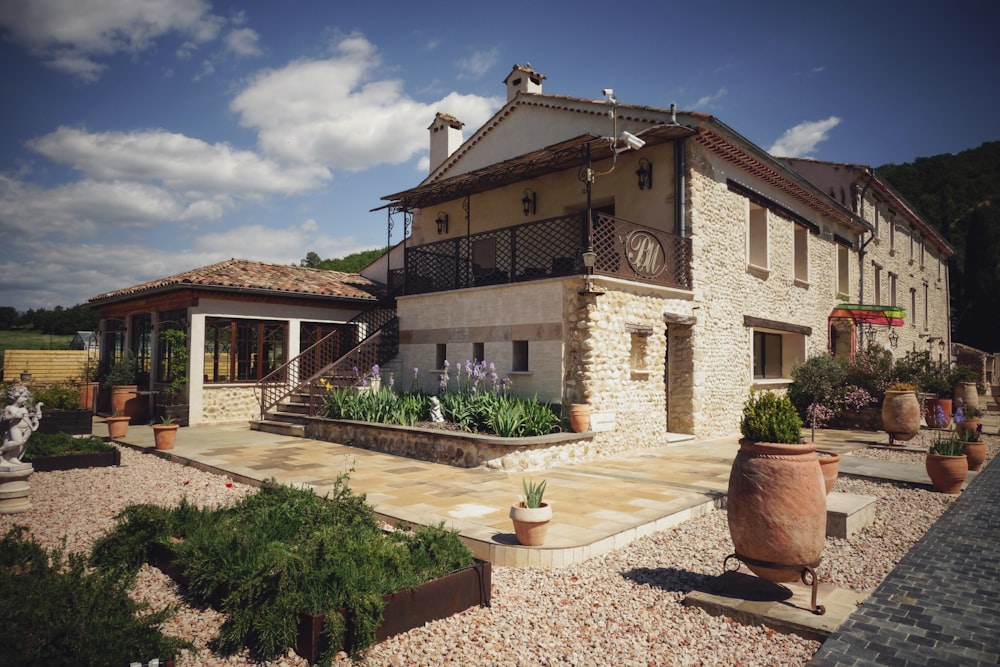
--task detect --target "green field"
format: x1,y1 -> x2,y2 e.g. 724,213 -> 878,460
0,330 -> 75,368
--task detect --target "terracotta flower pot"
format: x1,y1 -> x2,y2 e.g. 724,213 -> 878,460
817,450 -> 840,495
925,453 -> 967,494
106,415 -> 130,440
152,423 -> 179,450
569,404 -> 591,433
76,381 -> 100,411
881,390 -> 921,442
923,398 -> 952,429
963,441 -> 986,472
727,440 -> 826,583
509,502 -> 552,546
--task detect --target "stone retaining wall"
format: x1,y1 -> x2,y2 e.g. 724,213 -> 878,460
305,418 -> 604,471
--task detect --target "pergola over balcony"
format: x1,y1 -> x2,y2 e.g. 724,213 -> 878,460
394,211 -> 692,295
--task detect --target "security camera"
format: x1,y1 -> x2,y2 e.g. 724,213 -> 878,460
620,131 -> 645,151
602,88 -> 616,102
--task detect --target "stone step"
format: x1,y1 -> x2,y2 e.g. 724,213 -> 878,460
250,419 -> 305,437
826,492 -> 876,539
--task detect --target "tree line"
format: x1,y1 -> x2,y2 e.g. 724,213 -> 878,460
0,304 -> 101,335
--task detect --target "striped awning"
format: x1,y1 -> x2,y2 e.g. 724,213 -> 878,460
829,304 -> 906,327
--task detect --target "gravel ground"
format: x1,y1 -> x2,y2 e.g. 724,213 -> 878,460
4,433 -> 997,667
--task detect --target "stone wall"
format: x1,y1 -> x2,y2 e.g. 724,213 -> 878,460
201,385 -> 259,423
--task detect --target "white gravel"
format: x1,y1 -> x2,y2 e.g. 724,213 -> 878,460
3,434 -> 996,667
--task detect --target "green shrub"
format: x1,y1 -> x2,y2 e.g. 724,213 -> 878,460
90,477 -> 474,663
29,382 -> 80,410
740,390 -> 802,444
24,432 -> 112,460
1,526 -> 191,665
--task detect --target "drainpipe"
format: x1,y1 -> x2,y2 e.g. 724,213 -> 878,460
855,167 -> 876,348
675,136 -> 686,238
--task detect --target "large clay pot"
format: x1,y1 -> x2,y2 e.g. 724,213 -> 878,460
569,404 -> 592,433
964,441 -> 986,472
727,441 -> 826,583
953,382 -> 979,412
509,503 -> 552,546
817,450 -> 840,495
76,381 -> 100,411
152,423 -> 179,450
957,418 -> 982,440
110,384 -> 144,421
881,390 -> 921,442
923,398 -> 952,429
925,453 -> 967,494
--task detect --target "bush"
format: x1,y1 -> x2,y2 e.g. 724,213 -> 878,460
90,478 -> 474,663
1,526 -> 191,665
29,382 -> 80,410
740,390 -> 802,444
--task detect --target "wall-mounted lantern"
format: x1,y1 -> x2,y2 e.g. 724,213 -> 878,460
636,158 -> 652,190
521,188 -> 537,216
435,212 -> 449,235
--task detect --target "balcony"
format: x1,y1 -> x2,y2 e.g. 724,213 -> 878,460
393,212 -> 692,296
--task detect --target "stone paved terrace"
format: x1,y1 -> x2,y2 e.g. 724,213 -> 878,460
808,442 -> 1000,666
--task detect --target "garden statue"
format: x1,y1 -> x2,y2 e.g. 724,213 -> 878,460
429,396 -> 444,423
2,384 -> 43,466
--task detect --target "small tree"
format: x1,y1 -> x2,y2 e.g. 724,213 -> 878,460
790,354 -> 845,441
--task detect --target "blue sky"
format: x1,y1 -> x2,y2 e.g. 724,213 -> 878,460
1,0 -> 997,313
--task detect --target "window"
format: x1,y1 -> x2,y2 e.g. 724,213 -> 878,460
204,318 -> 286,383
748,202 -> 768,269
908,227 -> 915,264
473,342 -> 484,363
837,244 -> 850,296
919,237 -> 925,268
923,283 -> 929,330
793,225 -> 809,282
889,272 -> 898,307
888,214 -> 896,254
873,206 -> 880,237
512,340 -> 529,372
873,262 -> 882,305
753,332 -> 783,379
630,332 -> 648,371
435,343 -> 447,370
910,288 -> 917,328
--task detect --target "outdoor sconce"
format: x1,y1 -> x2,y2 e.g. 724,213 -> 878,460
435,212 -> 449,235
581,250 -> 597,271
579,248 -> 602,295
636,158 -> 653,190
521,188 -> 537,216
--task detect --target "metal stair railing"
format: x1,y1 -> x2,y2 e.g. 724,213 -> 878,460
258,305 -> 397,419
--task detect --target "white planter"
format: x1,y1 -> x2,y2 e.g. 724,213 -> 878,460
509,503 -> 552,546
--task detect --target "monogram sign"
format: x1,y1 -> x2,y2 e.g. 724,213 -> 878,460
624,230 -> 665,278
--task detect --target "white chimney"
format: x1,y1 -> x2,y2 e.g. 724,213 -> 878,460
428,112 -> 464,173
504,64 -> 545,102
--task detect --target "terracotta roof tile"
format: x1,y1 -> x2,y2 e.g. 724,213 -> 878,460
87,258 -> 383,304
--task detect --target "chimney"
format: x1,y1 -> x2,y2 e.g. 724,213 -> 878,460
504,64 -> 545,102
428,112 -> 464,173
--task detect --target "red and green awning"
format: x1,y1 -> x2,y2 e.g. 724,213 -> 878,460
829,304 -> 906,327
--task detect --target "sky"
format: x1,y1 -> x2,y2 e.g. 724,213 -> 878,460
1,0 -> 997,313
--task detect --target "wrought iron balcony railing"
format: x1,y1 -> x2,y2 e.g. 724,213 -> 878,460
398,212 -> 691,296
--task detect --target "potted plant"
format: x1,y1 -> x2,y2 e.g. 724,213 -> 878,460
727,390 -> 826,585
881,381 -> 921,443
32,382 -> 92,436
152,415 -> 178,451
75,354 -> 100,411
954,405 -> 986,472
157,329 -> 189,426
509,478 -> 551,546
104,355 -> 140,420
925,408 -> 967,493
919,372 -> 953,429
106,410 -> 131,440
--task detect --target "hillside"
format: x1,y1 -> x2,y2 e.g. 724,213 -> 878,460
877,141 -> 1000,351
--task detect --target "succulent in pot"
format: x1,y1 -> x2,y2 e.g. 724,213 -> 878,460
509,477 -> 551,546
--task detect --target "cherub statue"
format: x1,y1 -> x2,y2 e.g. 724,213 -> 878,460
428,396 -> 444,423
2,384 -> 43,465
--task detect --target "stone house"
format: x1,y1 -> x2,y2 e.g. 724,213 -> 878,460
364,65 -> 953,444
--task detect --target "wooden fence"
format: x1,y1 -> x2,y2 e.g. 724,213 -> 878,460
2,350 -> 94,384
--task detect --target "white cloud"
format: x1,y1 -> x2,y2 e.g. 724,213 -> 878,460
190,220 -> 374,267
691,88 -> 728,111
0,0 -> 224,80
456,48 -> 499,80
231,34 -> 502,171
28,127 -> 331,196
225,27 -> 262,57
768,116 -> 841,157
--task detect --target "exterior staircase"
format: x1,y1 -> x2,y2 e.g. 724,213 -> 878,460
251,302 -> 398,437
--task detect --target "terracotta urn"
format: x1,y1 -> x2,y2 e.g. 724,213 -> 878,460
509,502 -> 552,546
953,382 -> 979,412
727,440 -> 826,583
925,453 -> 967,494
817,450 -> 841,495
569,404 -> 592,433
923,398 -> 952,429
881,390 -> 920,442
963,441 -> 986,472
